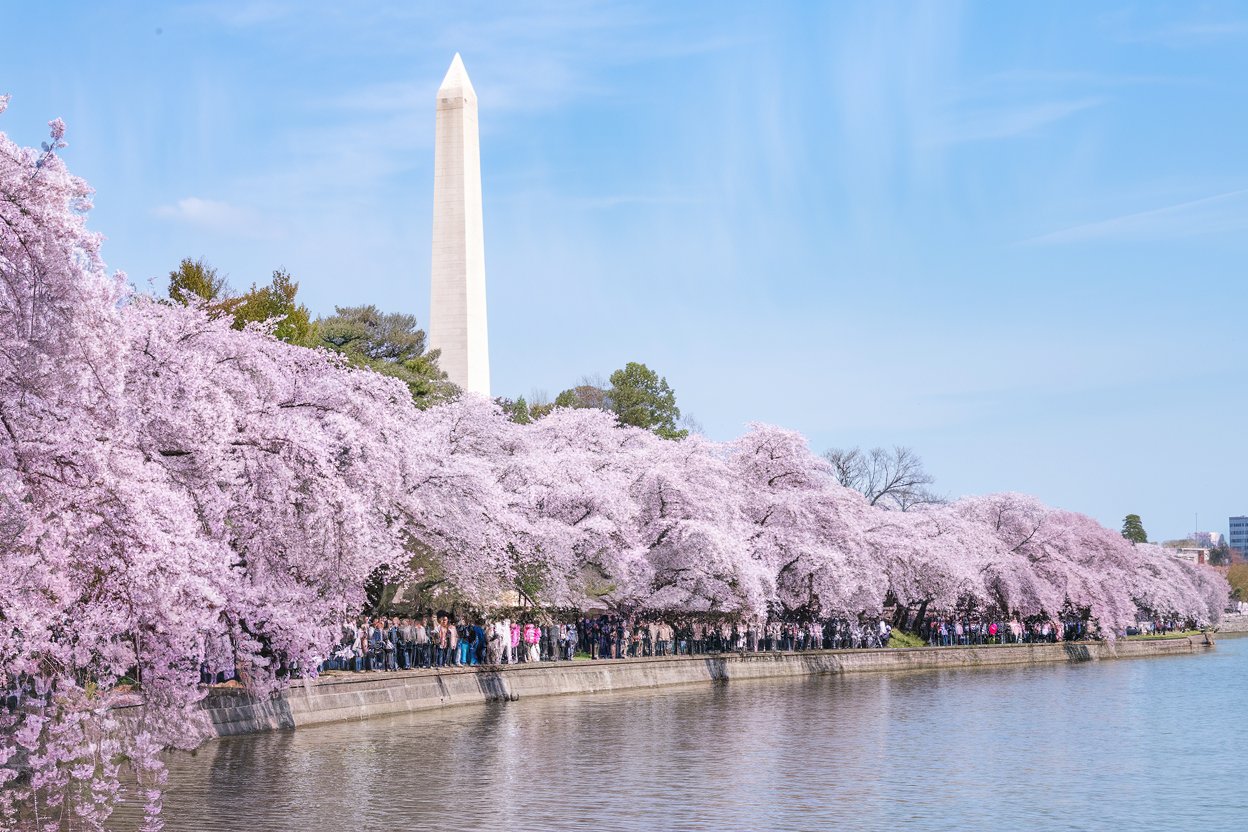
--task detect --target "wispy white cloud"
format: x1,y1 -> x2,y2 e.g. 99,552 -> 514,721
324,68 -> 605,118
1024,188 -> 1248,245
496,192 -> 703,209
154,197 -> 279,239
1123,18 -> 1248,47
187,1 -> 295,28
827,1 -> 964,232
316,6 -> 739,118
926,97 -> 1103,145
573,194 -> 701,209
159,0 -> 740,294
983,69 -> 1194,87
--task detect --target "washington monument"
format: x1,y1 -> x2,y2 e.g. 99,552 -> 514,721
429,53 -> 490,396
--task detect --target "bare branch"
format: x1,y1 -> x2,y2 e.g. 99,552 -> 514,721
823,444 -> 941,511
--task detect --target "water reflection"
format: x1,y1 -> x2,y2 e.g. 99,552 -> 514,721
113,638 -> 1248,831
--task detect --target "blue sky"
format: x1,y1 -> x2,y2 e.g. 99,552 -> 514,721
2,1 -> 1246,542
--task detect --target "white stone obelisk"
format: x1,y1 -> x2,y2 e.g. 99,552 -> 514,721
429,53 -> 490,396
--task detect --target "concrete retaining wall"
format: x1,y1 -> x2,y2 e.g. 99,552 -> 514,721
1217,613 -> 1248,633
201,635 -> 1212,738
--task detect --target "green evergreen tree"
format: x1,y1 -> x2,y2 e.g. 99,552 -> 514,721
305,304 -> 455,408
496,396 -> 533,424
511,396 -> 532,424
1121,514 -> 1148,544
608,361 -> 687,440
168,259 -> 451,406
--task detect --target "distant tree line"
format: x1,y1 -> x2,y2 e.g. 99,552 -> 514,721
166,258 -> 456,408
497,362 -> 690,441
169,259 -> 949,501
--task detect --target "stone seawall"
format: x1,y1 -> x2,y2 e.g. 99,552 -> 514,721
201,635 -> 1212,738
1217,613 -> 1248,633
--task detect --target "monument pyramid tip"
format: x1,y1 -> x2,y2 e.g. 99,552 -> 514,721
438,52 -> 475,95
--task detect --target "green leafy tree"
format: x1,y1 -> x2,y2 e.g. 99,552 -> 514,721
167,260 -> 450,405
548,364 -> 688,439
1121,514 -> 1148,544
167,257 -> 229,307
232,269 -> 311,343
167,260 -> 310,343
305,304 -> 455,408
553,384 -> 609,411
1208,540 -> 1232,567
528,396 -> 555,420
608,361 -> 687,440
1227,563 -> 1248,601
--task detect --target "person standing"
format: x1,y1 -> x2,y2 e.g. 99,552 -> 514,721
368,619 -> 386,671
486,619 -> 503,665
616,619 -> 628,659
543,617 -> 557,662
497,619 -> 512,664
523,621 -> 540,662
473,619 -> 487,665
554,621 -> 567,662
381,618 -> 396,670
399,618 -> 414,669
457,618 -> 473,666
435,616 -> 449,667
353,619 -> 368,671
586,621 -> 601,658
413,616 -> 429,668
447,616 -> 461,666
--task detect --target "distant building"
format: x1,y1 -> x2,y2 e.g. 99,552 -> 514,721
1230,516 -> 1248,554
1166,547 -> 1208,564
1193,531 -> 1223,548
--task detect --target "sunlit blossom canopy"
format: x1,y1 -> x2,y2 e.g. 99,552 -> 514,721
0,100 -> 1228,830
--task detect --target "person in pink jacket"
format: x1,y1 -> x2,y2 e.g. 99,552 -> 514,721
510,621 -> 522,662
523,622 -> 541,663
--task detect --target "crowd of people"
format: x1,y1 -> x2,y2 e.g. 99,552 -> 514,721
916,614 -> 1089,646
1125,616 -> 1189,637
314,612 -> 911,674
194,608 -> 1190,682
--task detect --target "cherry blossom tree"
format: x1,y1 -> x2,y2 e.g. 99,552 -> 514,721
630,433 -> 763,612
0,100 -> 1229,829
0,106 -> 508,829
498,407 -> 651,607
728,424 -> 885,616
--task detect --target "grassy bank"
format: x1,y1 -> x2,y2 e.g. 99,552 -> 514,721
1126,629 -> 1203,641
887,630 -> 927,648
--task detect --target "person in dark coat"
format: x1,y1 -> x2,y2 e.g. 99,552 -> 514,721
473,621 -> 487,665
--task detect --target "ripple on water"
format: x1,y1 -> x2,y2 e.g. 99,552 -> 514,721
110,638 -> 1248,832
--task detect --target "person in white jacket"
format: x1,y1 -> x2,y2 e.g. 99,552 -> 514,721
498,619 -> 514,665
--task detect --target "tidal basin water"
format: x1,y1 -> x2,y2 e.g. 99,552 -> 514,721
117,637 -> 1247,831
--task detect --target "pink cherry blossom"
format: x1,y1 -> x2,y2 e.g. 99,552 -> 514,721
0,103 -> 1229,829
